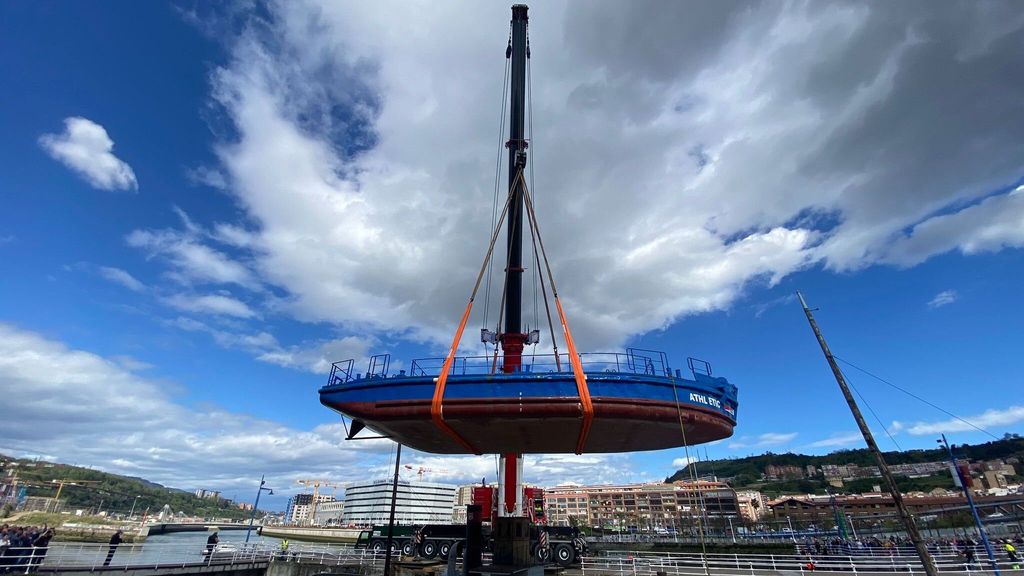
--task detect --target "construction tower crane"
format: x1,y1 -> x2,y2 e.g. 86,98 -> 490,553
403,465 -> 451,480
52,479 -> 101,501
295,479 -> 343,526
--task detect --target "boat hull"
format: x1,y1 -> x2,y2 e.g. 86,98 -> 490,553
319,372 -> 737,454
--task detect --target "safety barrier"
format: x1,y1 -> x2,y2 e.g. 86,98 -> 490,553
584,549 -> 1023,576
0,541 -> 387,572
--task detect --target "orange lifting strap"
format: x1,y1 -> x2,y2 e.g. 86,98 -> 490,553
430,171 -> 521,455
430,300 -> 480,454
556,298 -> 593,454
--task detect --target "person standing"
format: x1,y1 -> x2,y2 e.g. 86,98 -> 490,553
27,528 -> 54,572
204,532 -> 219,562
104,530 -> 123,567
962,547 -> 976,570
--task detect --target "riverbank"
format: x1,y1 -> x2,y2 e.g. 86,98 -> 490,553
0,512 -> 146,543
591,540 -> 796,555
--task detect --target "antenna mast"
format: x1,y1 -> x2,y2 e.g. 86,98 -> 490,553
797,292 -> 938,576
497,3 -> 530,520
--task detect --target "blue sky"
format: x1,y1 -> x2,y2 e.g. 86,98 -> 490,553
2,1 -> 1023,511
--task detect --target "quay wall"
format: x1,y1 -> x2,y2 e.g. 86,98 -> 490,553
259,526 -> 362,543
53,524 -> 148,544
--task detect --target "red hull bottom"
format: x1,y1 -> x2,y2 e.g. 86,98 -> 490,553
325,397 -> 734,454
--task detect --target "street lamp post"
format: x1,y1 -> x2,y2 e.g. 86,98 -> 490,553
938,435 -> 1000,575
129,496 -> 141,520
245,475 -> 274,544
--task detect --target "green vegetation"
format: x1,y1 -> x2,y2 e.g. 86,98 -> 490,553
667,435 -> 1024,495
9,512 -> 113,526
1,454 -> 254,521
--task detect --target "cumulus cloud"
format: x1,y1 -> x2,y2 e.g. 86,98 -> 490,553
894,406 -> 1024,436
98,266 -> 146,292
672,456 -> 698,469
0,322 -> 647,493
126,0 -> 1024,356
39,117 -> 138,191
0,322 -> 378,494
927,290 -> 958,309
728,432 -> 798,450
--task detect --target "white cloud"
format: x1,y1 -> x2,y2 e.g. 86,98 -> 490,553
163,315 -> 377,375
111,355 -> 154,371
164,293 -> 257,318
256,335 -> 376,374
672,456 -> 698,469
0,322 -> 376,493
98,266 -> 146,292
805,432 -> 863,449
39,117 -> 138,191
884,186 -> 1024,268
186,166 -> 228,189
728,432 -> 798,450
927,290 -> 958,309
0,322 -> 648,493
894,406 -> 1024,436
132,0 -> 1024,356
127,226 -> 259,290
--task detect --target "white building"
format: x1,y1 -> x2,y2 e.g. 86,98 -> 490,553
452,485 -> 477,524
287,493 -> 336,525
313,500 -> 346,526
342,479 -> 456,526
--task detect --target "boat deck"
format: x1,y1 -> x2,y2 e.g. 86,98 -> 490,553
319,349 -> 738,454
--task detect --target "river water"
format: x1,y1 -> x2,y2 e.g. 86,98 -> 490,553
43,529 -> 296,568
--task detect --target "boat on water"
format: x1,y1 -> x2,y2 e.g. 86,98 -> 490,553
318,4 -> 738,457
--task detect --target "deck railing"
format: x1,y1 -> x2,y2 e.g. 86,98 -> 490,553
328,348 -> 691,385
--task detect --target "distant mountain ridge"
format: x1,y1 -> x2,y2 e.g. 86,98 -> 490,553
666,435 -> 1024,494
0,453 -> 252,520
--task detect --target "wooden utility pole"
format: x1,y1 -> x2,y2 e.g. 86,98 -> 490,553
797,292 -> 938,576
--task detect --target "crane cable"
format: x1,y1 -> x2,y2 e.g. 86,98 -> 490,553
835,355 -> 999,440
520,178 -> 593,454
670,373 -> 711,575
482,30 -> 513,345
527,36 -> 540,341
526,190 -> 560,371
431,170 -> 525,454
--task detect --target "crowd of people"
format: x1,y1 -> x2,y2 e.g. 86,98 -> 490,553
796,534 -> 1024,570
0,525 -> 55,573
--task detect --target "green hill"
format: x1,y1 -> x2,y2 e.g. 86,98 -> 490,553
1,454 -> 254,521
666,434 -> 1024,495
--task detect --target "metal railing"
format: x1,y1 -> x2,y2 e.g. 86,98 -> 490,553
327,349 -> 691,384
0,541 -> 388,572
584,549 -> 1023,575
